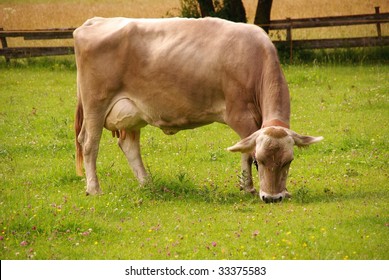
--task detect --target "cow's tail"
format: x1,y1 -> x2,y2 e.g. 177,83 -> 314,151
75,97 -> 84,176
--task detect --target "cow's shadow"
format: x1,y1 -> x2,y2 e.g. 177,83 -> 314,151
111,174 -> 260,206
74,171 -> 373,205
135,176 -> 382,206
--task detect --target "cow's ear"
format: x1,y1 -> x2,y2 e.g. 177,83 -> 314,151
227,131 -> 260,153
288,130 -> 323,147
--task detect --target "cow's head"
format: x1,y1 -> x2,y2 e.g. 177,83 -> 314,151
228,127 -> 323,203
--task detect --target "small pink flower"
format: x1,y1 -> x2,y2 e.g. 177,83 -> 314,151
212,241 -> 217,247
20,240 -> 28,246
0,236 -> 4,241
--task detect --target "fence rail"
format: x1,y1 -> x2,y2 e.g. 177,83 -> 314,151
0,7 -> 388,62
0,28 -> 74,40
268,10 -> 389,29
0,46 -> 74,59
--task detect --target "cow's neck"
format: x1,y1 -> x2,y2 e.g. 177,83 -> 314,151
257,59 -> 291,130
262,119 -> 289,129
259,88 -> 290,129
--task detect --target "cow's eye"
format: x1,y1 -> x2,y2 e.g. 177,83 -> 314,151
282,159 -> 293,168
257,159 -> 265,166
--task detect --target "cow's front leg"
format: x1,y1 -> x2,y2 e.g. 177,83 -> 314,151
118,130 -> 149,184
240,153 -> 257,194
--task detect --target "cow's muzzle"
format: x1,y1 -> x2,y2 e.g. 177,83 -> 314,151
259,190 -> 285,203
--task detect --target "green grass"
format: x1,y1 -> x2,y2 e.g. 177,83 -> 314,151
0,60 -> 388,260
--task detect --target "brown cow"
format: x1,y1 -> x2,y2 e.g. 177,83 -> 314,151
74,17 -> 322,202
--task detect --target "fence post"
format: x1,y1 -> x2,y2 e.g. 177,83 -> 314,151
375,6 -> 382,39
0,27 -> 10,64
286,18 -> 293,63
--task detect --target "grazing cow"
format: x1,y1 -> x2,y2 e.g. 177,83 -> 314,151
74,17 -> 323,202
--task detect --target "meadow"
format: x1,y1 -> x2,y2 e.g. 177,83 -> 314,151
0,59 -> 388,259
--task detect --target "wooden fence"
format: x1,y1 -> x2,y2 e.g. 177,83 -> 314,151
0,28 -> 74,63
267,6 -> 389,61
0,7 -> 388,63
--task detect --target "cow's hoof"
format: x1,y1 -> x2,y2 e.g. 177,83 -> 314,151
240,186 -> 257,195
248,188 -> 258,195
86,188 -> 103,196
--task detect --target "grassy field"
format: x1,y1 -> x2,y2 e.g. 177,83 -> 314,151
0,60 -> 388,260
0,0 -> 388,261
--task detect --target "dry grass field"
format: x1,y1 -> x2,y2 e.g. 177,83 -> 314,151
0,0 -> 388,44
1,0 -> 388,29
0,0 -> 179,29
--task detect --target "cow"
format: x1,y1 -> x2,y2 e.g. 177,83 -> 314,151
74,17 -> 323,203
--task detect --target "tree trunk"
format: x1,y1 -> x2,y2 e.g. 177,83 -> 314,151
254,0 -> 273,33
223,0 -> 247,23
198,0 -> 215,17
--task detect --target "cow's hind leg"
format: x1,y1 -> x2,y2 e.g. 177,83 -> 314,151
78,116 -> 104,195
118,130 -> 149,184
